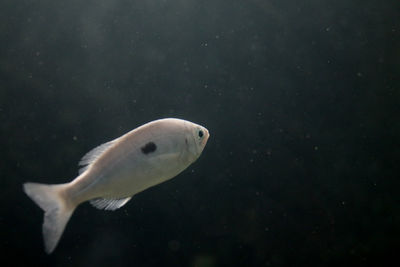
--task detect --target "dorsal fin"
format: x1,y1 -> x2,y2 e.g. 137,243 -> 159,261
90,197 -> 132,211
78,140 -> 116,174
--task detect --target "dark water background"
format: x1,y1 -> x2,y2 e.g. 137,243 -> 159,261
1,0 -> 399,266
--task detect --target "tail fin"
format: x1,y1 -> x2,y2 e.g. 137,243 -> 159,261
23,182 -> 75,254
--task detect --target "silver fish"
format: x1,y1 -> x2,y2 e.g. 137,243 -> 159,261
23,118 -> 210,254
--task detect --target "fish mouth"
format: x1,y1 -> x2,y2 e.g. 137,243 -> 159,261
202,128 -> 210,146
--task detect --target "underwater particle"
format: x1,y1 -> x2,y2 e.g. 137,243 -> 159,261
168,240 -> 181,251
192,254 -> 216,267
141,142 -> 157,154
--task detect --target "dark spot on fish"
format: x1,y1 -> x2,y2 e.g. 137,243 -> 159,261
141,142 -> 157,154
184,138 -> 190,153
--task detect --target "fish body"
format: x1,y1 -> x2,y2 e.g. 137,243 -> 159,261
23,118 -> 209,254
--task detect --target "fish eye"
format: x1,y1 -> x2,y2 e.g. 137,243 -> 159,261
198,130 -> 204,138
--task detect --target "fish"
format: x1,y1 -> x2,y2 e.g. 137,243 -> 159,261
23,118 -> 210,254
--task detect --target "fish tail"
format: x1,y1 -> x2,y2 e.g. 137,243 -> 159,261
23,182 -> 75,254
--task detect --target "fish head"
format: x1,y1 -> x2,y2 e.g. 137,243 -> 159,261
185,121 -> 210,161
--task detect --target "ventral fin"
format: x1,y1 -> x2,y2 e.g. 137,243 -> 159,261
90,197 -> 132,211
78,140 -> 117,174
